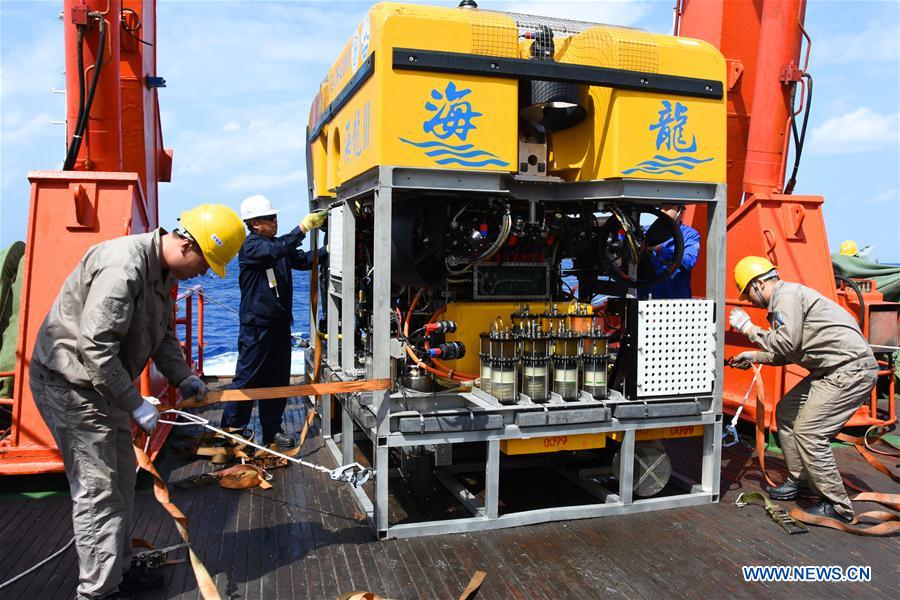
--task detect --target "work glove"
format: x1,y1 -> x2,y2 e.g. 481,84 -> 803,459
179,374 -> 207,402
132,396 -> 160,434
731,350 -> 757,370
729,307 -> 753,335
300,210 -> 328,232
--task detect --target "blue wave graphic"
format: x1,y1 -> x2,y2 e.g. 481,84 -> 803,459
648,154 -> 714,165
623,167 -> 686,175
435,157 -> 511,167
628,159 -> 707,169
398,138 -> 474,151
425,148 -> 500,159
400,137 -> 509,167
623,154 -> 713,176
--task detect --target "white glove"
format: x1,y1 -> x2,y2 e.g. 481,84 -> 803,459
729,307 -> 753,335
731,351 -> 757,370
179,374 -> 207,402
132,396 -> 159,434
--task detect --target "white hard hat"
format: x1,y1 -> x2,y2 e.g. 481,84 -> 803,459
240,194 -> 279,221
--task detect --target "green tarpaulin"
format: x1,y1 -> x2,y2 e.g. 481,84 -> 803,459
831,253 -> 900,302
0,241 -> 25,398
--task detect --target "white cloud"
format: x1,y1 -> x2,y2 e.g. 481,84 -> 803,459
1,112 -> 53,144
810,108 -> 900,154
867,188 -> 898,205
814,21 -> 899,65
223,121 -> 241,132
0,27 -> 63,102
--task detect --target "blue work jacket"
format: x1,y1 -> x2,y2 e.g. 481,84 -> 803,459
639,223 -> 701,300
238,226 -> 316,327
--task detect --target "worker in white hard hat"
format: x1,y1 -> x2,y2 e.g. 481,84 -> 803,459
729,256 -> 878,525
220,195 -> 327,448
29,204 -> 245,598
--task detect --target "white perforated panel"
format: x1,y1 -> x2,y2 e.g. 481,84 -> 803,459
637,299 -> 715,397
328,206 -> 343,279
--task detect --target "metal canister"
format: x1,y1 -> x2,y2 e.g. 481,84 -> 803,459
520,329 -> 551,402
551,330 -> 581,400
479,332 -> 492,395
581,330 -> 610,399
488,329 -> 519,403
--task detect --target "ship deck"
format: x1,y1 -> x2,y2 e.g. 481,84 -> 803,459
0,395 -> 896,599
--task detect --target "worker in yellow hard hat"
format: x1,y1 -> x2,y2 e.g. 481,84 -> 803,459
838,239 -> 859,257
28,203 -> 245,598
728,256 -> 878,526
220,195 -> 328,449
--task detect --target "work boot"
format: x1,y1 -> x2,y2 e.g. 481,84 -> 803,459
119,564 -> 164,593
802,500 -> 853,524
768,478 -> 816,501
272,432 -> 296,449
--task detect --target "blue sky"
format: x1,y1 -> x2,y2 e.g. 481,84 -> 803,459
2,0 -> 898,261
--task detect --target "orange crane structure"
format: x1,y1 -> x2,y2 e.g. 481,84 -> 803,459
0,0 -> 204,474
676,0 -> 896,430
0,0 -> 894,477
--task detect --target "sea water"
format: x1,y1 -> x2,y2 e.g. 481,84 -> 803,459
181,258 -> 313,377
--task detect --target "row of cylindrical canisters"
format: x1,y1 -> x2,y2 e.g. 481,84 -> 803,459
510,303 -> 595,335
478,328 -> 610,403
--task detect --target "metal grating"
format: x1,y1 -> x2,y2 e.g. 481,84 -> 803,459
468,9 -> 659,72
636,299 -> 715,397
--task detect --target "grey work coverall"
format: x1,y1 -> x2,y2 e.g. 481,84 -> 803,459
30,229 -> 192,599
746,280 -> 878,519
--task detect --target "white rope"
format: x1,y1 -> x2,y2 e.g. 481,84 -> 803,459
159,410 -> 332,474
1,408 -> 371,591
723,365 -> 762,447
0,437 -> 152,590
0,537 -> 75,590
192,288 -> 240,317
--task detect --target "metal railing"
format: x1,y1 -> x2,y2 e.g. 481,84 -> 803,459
175,284 -> 206,375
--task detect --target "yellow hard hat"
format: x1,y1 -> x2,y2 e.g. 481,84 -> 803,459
734,256 -> 777,297
178,204 -> 246,278
839,239 -> 859,256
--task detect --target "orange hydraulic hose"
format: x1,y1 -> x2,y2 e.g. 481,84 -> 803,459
403,290 -> 474,383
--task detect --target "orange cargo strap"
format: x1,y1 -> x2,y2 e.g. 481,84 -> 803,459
835,427 -> 900,484
458,570 -> 487,600
171,379 -> 391,411
789,493 -> 900,536
215,463 -> 273,490
750,380 -> 899,535
133,443 -> 222,600
753,374 -> 777,487
300,243 -> 324,448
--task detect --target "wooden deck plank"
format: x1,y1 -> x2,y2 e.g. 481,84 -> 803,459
1,396 -> 897,600
553,519 -> 656,599
21,499 -> 76,600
